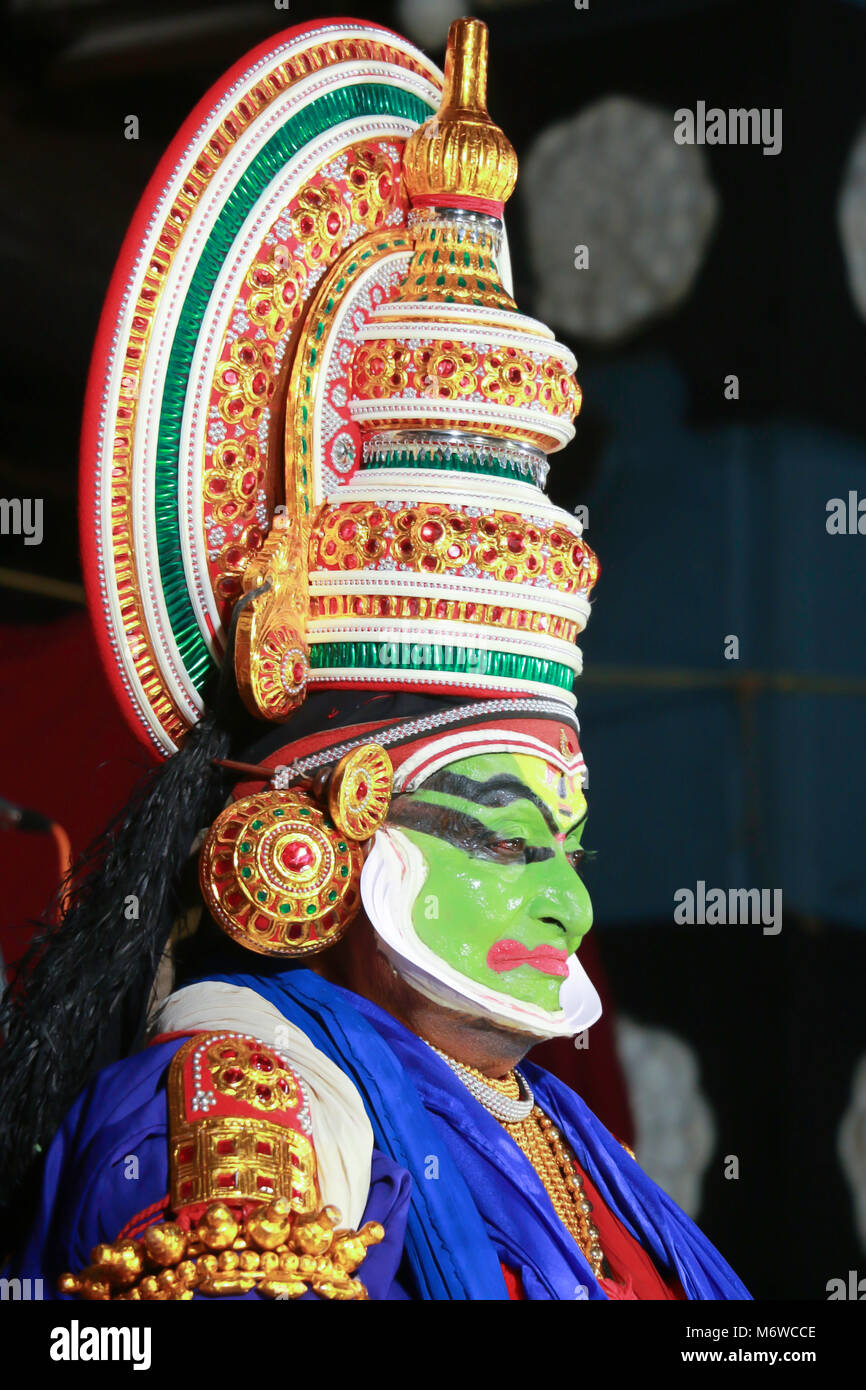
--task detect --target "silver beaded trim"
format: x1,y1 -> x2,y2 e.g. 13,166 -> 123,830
407,205 -> 503,256
428,1044 -> 535,1123
188,1032 -> 313,1135
270,695 -> 575,788
361,428 -> 549,488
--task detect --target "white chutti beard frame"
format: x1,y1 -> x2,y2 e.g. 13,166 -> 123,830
360,826 -> 603,1040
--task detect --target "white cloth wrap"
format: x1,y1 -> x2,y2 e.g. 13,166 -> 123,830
151,981 -> 373,1229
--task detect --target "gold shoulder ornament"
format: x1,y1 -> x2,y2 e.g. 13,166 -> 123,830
59,1033 -> 383,1300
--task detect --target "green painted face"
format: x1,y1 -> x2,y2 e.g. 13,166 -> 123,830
387,751 -> 593,1012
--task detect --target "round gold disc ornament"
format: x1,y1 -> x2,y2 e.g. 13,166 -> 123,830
199,791 -> 363,957
327,743 -> 393,841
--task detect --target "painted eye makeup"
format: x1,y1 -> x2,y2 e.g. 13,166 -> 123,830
483,834 -> 528,863
565,844 -> 597,873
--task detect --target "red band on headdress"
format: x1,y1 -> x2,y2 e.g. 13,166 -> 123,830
410,192 -> 505,218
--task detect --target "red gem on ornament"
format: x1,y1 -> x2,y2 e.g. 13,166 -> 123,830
223,1068 -> 244,1086
338,519 -> 357,541
506,532 -> 525,554
357,780 -> 368,800
281,840 -> 315,872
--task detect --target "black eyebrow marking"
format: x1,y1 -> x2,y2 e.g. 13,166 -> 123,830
386,795 -> 555,862
421,769 -> 587,838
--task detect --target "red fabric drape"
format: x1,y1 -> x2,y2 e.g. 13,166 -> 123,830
0,613 -> 153,977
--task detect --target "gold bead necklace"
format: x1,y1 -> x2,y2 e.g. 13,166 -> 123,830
430,1048 -> 606,1279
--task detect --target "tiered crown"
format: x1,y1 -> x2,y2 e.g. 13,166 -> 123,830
84,16 -> 598,755
303,19 -> 598,708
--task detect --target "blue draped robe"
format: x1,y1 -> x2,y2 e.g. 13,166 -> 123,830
10,966 -> 749,1301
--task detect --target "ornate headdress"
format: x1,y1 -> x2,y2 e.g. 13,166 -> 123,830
79,15 -> 598,959
83,15 -> 595,747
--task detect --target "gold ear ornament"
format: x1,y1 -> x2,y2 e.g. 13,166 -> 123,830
200,742 -> 392,956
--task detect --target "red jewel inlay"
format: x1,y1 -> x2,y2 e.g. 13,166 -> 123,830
420,520 -> 444,543
280,840 -> 314,872
357,779 -> 368,800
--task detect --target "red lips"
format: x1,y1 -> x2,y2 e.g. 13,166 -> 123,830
487,938 -> 569,977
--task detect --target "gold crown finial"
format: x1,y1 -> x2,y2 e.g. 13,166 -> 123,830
403,18 -> 518,209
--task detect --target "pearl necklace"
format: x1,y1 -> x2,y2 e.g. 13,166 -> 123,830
429,1044 -> 535,1122
428,1042 -> 606,1279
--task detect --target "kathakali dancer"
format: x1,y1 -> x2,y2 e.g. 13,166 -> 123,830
0,17 -> 748,1301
